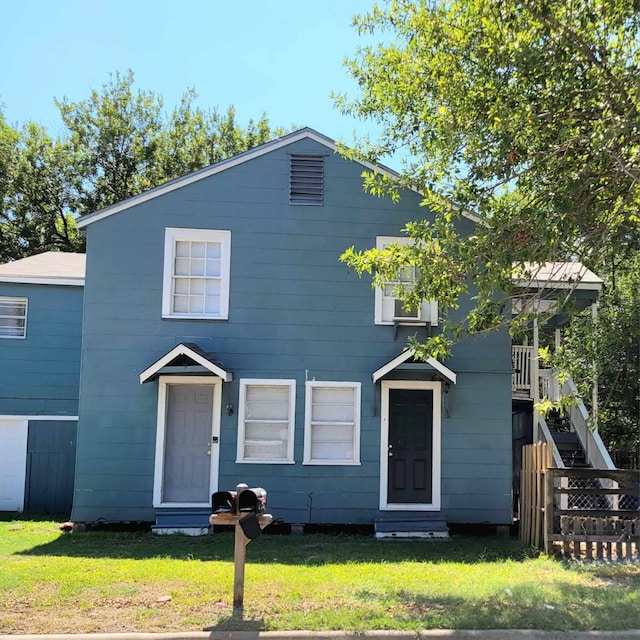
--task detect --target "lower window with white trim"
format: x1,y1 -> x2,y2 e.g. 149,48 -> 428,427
304,381 -> 361,465
237,379 -> 296,463
0,297 -> 27,339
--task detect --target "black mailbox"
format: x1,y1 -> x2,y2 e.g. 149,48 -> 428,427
238,487 -> 267,514
212,490 -> 237,513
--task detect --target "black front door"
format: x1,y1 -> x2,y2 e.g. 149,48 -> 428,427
387,388 -> 434,504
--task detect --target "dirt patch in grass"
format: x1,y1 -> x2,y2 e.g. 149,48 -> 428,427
1,584 -> 233,634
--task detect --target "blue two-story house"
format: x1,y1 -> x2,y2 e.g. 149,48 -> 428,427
72,128 -> 516,535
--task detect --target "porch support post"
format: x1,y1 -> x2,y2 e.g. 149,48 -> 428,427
532,318 -> 540,405
533,317 -> 540,439
591,302 -> 598,431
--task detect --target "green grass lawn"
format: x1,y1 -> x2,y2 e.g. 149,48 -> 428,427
1,517 -> 639,633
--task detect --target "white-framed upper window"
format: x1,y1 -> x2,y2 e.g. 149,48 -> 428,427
374,236 -> 438,326
237,379 -> 296,464
0,297 -> 27,339
162,228 -> 231,320
304,381 -> 361,465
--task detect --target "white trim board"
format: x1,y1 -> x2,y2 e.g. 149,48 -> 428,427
379,380 -> 442,512
372,348 -> 457,384
0,276 -> 84,286
0,415 -> 78,421
152,375 -> 222,509
140,343 -> 232,383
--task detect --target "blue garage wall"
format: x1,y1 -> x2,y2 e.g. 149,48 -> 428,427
0,282 -> 83,416
25,419 -> 77,515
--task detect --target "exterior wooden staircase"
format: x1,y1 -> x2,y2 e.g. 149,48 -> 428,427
545,410 -> 613,510
545,411 -> 589,468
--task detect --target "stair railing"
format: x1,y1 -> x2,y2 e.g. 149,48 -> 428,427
512,345 -> 535,396
536,414 -> 565,468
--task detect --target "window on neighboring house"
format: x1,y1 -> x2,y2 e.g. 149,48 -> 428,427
304,381 -> 361,465
374,236 -> 438,326
162,228 -> 231,319
290,154 -> 324,205
237,379 -> 296,463
0,297 -> 27,339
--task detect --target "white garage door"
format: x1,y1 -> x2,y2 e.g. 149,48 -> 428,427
0,418 -> 28,511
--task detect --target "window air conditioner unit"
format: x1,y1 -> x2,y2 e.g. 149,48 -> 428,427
393,298 -> 421,321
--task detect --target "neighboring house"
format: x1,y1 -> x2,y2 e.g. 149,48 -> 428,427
70,127 -> 608,535
0,252 -> 85,514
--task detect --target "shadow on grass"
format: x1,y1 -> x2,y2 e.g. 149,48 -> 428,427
203,616 -> 266,632
0,512 -> 68,522
12,525 -> 539,565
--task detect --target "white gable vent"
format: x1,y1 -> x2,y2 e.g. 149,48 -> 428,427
290,155 -> 324,205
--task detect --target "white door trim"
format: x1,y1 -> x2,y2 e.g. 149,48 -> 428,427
153,375 -> 222,508
379,380 -> 441,511
0,417 -> 29,512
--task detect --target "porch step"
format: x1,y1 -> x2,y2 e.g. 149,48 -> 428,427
547,411 -> 571,432
551,432 -> 589,467
152,508 -> 211,535
374,517 -> 450,540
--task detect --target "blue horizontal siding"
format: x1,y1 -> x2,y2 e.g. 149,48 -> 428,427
73,137 -> 513,525
0,282 -> 82,416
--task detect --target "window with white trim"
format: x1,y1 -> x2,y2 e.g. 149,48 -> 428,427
237,379 -> 296,463
304,381 -> 361,465
162,228 -> 231,319
374,236 -> 438,326
0,297 -> 27,339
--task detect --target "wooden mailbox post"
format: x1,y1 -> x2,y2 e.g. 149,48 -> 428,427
209,483 -> 272,616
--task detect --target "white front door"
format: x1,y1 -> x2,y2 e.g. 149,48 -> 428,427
0,418 -> 29,511
153,376 -> 221,507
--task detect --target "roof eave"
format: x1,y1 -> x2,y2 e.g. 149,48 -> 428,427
372,348 -> 457,384
0,276 -> 85,286
139,343 -> 232,384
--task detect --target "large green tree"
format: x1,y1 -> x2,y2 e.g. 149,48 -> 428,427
337,0 -> 640,359
1,71 -> 286,261
541,250 -> 640,467
0,112 -> 23,261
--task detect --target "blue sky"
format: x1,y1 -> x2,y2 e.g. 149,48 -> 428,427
2,0 -> 381,146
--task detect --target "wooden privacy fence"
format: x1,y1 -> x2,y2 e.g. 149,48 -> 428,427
520,442 -> 640,560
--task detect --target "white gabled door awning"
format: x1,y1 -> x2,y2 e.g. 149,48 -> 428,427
372,348 -> 457,385
139,343 -> 233,384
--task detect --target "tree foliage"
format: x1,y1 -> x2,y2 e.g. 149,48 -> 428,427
337,0 -> 640,358
1,70 -> 286,261
541,252 -> 640,466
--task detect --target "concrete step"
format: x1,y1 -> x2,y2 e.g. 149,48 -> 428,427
152,507 -> 211,535
374,517 -> 450,540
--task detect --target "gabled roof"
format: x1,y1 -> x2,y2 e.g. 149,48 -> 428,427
372,348 -> 457,384
77,127 -> 478,229
139,343 -> 233,383
0,252 -> 85,286
513,262 -> 603,291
